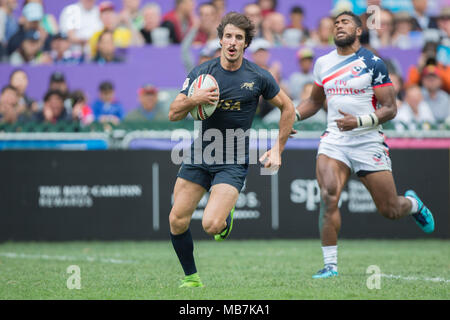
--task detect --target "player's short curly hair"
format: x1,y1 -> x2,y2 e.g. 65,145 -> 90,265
335,10 -> 362,29
217,12 -> 255,49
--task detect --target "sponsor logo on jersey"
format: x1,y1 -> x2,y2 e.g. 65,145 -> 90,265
351,65 -> 363,77
240,81 -> 255,90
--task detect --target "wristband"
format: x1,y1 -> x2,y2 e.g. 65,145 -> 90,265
357,113 -> 379,127
295,110 -> 301,122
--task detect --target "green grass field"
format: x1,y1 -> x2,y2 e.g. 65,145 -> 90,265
0,239 -> 448,300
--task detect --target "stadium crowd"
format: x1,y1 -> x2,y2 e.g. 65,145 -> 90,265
0,0 -> 449,129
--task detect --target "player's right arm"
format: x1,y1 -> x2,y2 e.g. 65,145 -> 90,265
294,83 -> 326,121
168,88 -> 219,121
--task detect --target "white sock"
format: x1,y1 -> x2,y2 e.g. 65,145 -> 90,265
322,245 -> 337,270
406,196 -> 419,214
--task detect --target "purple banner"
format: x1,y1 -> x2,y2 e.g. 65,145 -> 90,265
0,46 -> 420,114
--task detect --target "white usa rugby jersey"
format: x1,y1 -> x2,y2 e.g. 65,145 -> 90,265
313,47 -> 393,135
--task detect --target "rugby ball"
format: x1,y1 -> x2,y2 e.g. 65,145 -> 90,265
188,74 -> 219,120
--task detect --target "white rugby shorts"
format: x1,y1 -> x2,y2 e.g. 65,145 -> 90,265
317,130 -> 392,176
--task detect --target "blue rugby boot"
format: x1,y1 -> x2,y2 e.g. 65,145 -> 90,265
405,190 -> 435,234
312,264 -> 338,279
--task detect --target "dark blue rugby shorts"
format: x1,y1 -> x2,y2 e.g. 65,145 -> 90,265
177,163 -> 249,192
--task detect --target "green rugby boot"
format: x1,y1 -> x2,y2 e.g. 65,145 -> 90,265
214,206 -> 235,242
179,273 -> 204,288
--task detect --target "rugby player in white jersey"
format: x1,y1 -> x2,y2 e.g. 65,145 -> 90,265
294,11 -> 435,279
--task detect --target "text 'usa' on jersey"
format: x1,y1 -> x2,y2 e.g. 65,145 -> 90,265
313,47 -> 393,135
180,57 -> 280,133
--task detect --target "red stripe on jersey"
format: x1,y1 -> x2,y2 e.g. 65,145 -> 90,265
371,94 -> 377,110
322,60 -> 362,85
373,83 -> 393,89
315,81 -> 323,87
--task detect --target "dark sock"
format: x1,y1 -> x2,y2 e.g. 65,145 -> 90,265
170,228 -> 197,276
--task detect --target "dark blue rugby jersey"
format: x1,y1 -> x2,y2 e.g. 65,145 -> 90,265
180,57 -> 280,164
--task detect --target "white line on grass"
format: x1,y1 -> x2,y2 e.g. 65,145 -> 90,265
0,252 -> 136,264
381,273 -> 450,284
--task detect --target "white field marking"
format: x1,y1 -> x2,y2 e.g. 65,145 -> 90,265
0,252 -> 136,264
381,273 -> 450,284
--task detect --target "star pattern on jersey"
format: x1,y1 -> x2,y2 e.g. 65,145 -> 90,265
372,56 -> 381,62
358,56 -> 365,62
374,72 -> 386,84
368,68 -> 374,76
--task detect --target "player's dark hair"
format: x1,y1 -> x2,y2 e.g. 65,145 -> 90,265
217,11 -> 255,49
335,10 -> 362,29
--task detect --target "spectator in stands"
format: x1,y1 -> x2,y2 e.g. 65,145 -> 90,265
92,81 -> 124,124
199,39 -> 221,64
192,2 -> 218,46
406,41 -> 450,93
8,69 -> 37,118
125,84 -> 164,121
118,0 -> 143,31
411,0 -> 438,31
391,11 -> 422,49
262,12 -> 286,46
23,0 -> 59,36
33,89 -> 70,123
257,0 -> 277,17
283,6 -> 309,46
0,85 -> 19,124
437,6 -> 450,46
283,47 -> 315,100
263,82 -> 327,124
89,1 -> 140,58
243,3 -> 264,39
71,89 -> 94,126
389,72 -> 405,106
9,29 -> 51,65
182,35 -> 220,72
48,72 -> 72,113
308,16 -> 334,47
59,0 -> 102,57
394,85 -> 435,129
248,38 -> 272,70
49,32 -> 84,64
0,0 -> 19,46
161,0 -> 195,44
7,2 -> 51,56
92,30 -> 124,63
211,0 -> 225,20
292,82 -> 327,123
248,38 -> 282,119
367,8 -> 395,49
421,65 -> 450,123
140,3 -> 165,45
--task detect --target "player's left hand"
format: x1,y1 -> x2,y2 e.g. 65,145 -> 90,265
259,149 -> 281,171
335,109 -> 357,131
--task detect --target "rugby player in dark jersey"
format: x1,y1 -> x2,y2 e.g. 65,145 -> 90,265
168,12 -> 295,288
